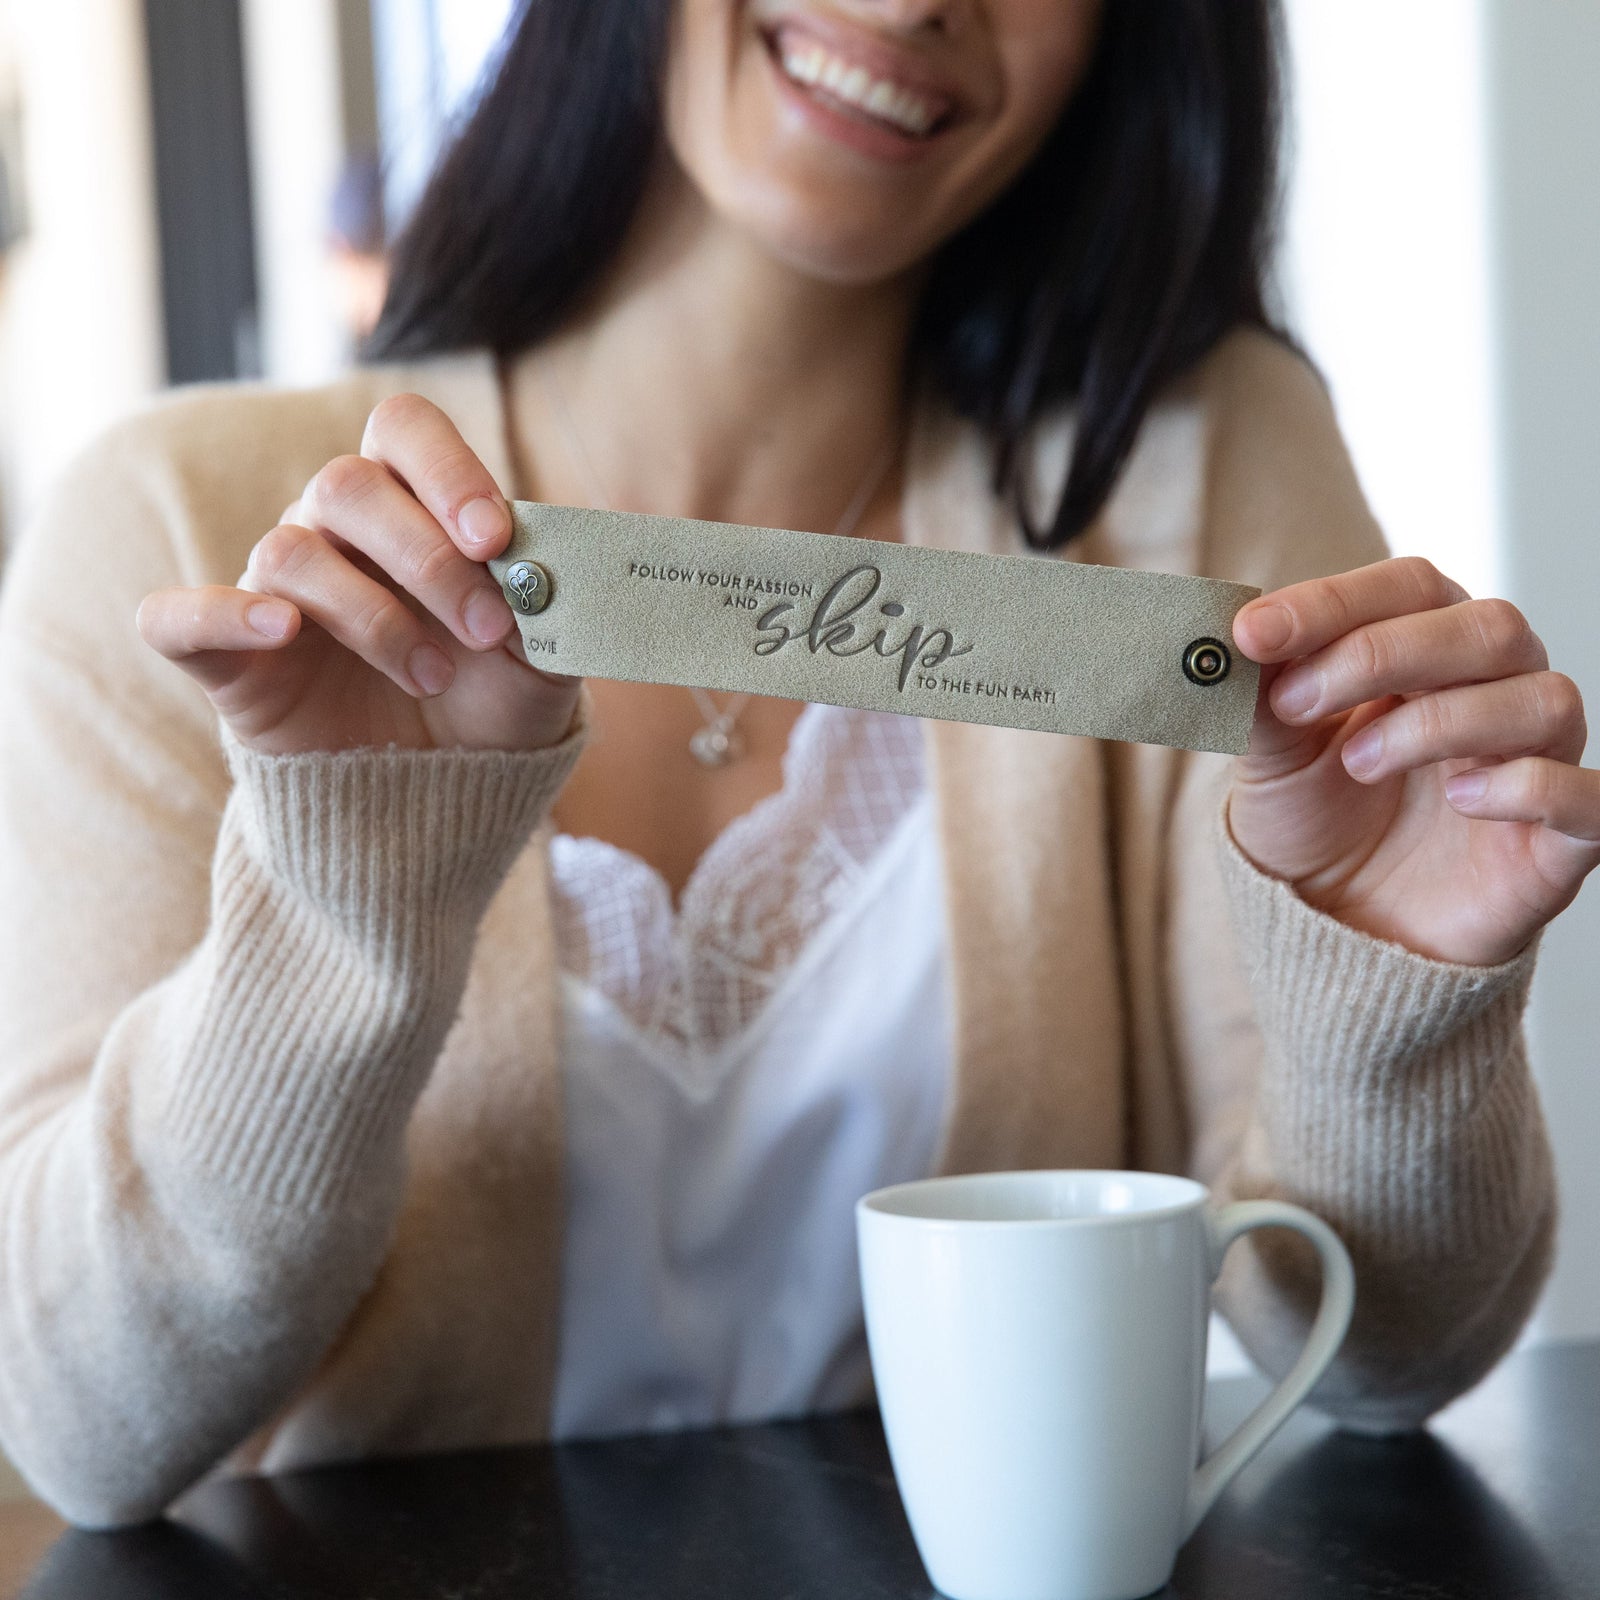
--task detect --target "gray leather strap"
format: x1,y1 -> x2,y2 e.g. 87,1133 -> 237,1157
490,503 -> 1261,755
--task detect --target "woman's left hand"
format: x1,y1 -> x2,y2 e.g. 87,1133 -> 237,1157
1229,556 -> 1600,966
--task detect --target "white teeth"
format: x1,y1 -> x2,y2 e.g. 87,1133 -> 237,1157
785,47 -> 824,84
865,81 -> 896,116
777,37 -> 941,138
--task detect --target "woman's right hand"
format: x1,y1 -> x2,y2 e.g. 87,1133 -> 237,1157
136,394 -> 582,756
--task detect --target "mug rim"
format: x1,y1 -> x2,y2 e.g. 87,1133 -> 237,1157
857,1168 -> 1209,1228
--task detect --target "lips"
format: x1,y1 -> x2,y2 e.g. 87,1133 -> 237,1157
763,18 -> 960,145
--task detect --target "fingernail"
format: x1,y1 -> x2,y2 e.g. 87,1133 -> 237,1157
1446,771 -> 1489,806
464,587 -> 512,645
247,601 -> 294,640
1273,674 -> 1318,720
1245,603 -> 1293,654
408,643 -> 455,697
458,496 -> 509,551
1342,727 -> 1381,777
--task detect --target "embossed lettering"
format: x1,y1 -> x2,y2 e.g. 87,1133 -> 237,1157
753,564 -> 973,691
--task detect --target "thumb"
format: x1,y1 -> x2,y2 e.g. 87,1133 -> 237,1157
1237,659 -> 1323,770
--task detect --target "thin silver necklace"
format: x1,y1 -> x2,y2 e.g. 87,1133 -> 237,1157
534,349 -> 897,768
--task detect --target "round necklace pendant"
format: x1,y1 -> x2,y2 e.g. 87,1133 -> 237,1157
690,724 -> 742,767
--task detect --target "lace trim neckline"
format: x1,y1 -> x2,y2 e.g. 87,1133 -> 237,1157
548,700 -> 927,1063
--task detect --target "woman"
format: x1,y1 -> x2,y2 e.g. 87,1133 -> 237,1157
0,0 -> 1587,1527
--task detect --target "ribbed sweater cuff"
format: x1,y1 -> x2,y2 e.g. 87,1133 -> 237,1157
155,717 -> 586,1220
217,727 -> 582,931
1214,794 -> 1541,1255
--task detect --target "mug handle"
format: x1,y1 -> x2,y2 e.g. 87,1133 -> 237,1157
1183,1199 -> 1356,1537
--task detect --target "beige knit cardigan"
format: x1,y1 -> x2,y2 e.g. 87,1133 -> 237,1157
0,329 -> 1555,1527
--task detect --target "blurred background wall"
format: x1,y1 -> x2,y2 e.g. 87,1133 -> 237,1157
0,0 -> 164,538
1482,0 -> 1600,1347
0,0 -> 1595,1487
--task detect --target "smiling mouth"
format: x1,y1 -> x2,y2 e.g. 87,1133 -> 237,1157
765,26 -> 955,141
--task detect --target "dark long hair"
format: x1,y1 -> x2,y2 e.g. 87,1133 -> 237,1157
369,0 -> 1289,551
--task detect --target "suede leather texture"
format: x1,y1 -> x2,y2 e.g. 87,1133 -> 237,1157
492,503 -> 1261,755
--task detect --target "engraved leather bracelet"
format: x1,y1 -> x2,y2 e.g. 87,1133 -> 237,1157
490,502 -> 1262,756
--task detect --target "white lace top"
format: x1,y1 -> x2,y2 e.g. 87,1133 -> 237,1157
548,699 -> 928,1054
546,700 -> 952,1438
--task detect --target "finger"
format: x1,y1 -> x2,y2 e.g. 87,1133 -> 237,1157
1240,664 -> 1394,777
297,454 -> 514,652
1269,597 -> 1549,725
1339,671 -> 1587,783
247,523 -> 456,698
136,586 -> 301,693
1239,658 -> 1304,767
361,392 -> 512,559
1235,556 -> 1471,665
1444,757 -> 1600,844
497,627 -> 584,686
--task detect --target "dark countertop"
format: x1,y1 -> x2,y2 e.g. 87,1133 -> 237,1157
6,1337 -> 1599,1599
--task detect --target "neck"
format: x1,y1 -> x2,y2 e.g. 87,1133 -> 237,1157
505,160 -> 921,535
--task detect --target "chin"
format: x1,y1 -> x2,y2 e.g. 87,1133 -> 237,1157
721,176 -> 940,287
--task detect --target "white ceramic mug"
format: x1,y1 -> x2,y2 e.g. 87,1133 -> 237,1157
857,1169 -> 1355,1600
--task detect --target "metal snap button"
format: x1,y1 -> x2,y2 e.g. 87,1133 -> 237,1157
503,560 -> 553,615
1182,637 -> 1231,686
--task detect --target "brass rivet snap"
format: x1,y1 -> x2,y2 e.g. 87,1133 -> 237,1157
1182,637 -> 1231,686
504,561 -> 553,615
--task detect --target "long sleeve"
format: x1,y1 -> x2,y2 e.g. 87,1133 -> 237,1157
0,393 -> 586,1524
1160,331 -> 1556,1427
1165,756 -> 1553,1428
